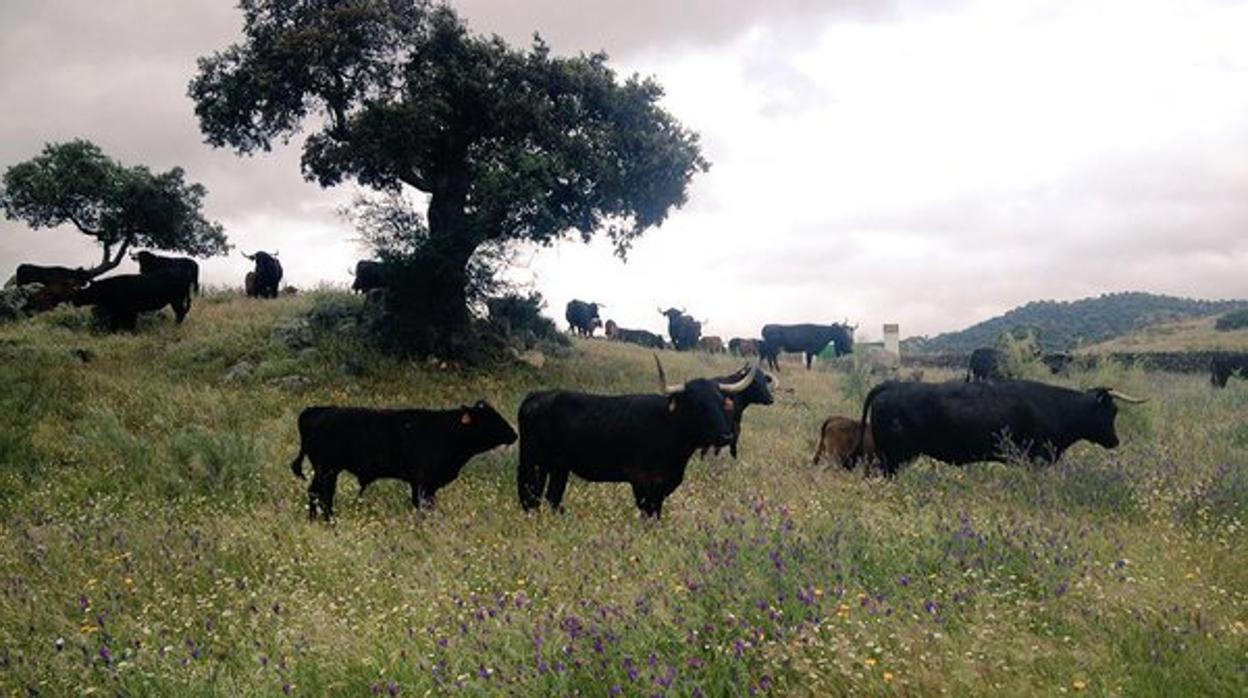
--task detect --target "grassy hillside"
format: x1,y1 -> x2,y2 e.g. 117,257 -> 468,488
1,292 -> 1245,696
1084,313 -> 1248,353
903,292 -> 1248,353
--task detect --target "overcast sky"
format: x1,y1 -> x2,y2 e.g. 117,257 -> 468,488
2,0 -> 1246,341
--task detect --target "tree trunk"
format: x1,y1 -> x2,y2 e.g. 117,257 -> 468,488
380,170 -> 480,356
83,238 -> 132,279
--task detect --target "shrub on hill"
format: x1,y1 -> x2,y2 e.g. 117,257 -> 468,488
1214,309 -> 1248,332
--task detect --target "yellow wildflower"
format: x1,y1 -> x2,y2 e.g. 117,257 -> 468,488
883,671 -> 895,683
1073,679 -> 1087,691
864,657 -> 877,668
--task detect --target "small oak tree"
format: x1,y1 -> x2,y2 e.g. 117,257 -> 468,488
189,0 -> 707,354
0,139 -> 229,277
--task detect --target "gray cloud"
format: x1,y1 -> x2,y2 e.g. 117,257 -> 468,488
451,0 -> 903,57
2,0 -> 1247,340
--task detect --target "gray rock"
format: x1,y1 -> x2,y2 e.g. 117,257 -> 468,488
307,297 -> 360,329
271,317 -> 314,350
509,348 -> 546,369
224,360 -> 255,384
269,374 -> 311,391
298,347 -> 320,362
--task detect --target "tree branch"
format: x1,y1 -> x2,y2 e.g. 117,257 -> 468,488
83,238 -> 132,278
66,212 -> 102,237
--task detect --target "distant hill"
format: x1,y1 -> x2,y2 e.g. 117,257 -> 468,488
1082,313 -> 1248,353
902,292 -> 1248,354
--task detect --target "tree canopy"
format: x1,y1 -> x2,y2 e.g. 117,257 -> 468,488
0,139 -> 229,276
189,0 -> 707,352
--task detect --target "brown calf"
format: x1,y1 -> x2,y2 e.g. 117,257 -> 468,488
812,415 -> 875,470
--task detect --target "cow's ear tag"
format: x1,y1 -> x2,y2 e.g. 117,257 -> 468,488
461,411 -> 473,425
667,398 -> 677,413
724,397 -> 735,411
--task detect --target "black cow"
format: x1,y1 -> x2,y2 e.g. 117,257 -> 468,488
659,307 -> 702,351
565,299 -> 604,337
1211,353 -> 1248,388
72,271 -> 193,331
854,379 -> 1146,476
289,401 -> 517,520
14,264 -> 92,288
700,363 -> 775,459
243,251 -> 283,298
760,323 -> 854,371
966,347 -> 1004,382
131,251 -> 200,294
351,260 -> 387,293
518,358 -> 758,518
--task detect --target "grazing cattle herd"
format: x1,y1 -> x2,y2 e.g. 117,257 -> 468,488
8,251 -> 1248,524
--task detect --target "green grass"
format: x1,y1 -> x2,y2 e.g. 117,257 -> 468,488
1,292 -> 1245,696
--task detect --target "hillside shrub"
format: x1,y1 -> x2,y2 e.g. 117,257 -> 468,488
1214,309 -> 1248,331
995,331 -> 1049,380
486,292 -> 570,354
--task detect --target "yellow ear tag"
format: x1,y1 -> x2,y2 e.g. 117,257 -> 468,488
461,412 -> 473,425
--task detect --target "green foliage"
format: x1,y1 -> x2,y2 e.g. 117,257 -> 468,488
0,295 -> 1244,696
905,292 -> 1248,353
0,139 -> 228,275
1214,308 -> 1248,331
994,331 -> 1050,380
485,291 -> 566,346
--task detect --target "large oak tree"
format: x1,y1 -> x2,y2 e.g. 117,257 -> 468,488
0,139 -> 229,278
189,0 -> 708,353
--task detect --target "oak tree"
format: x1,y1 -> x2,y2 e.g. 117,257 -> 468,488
1,139 -> 229,278
190,0 -> 707,353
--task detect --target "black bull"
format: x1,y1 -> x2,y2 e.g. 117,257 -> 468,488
565,299 -> 603,336
289,401 -> 518,520
518,359 -> 759,518
659,308 -> 701,351
132,251 -> 200,294
352,260 -> 387,293
760,323 -> 854,370
72,272 -> 193,331
854,379 -> 1146,476
700,364 -> 775,459
1210,354 -> 1248,387
243,251 -> 283,298
14,264 -> 92,288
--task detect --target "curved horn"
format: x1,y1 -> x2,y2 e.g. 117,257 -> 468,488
653,354 -> 684,395
241,251 -> 256,260
718,362 -> 759,394
271,250 -> 280,258
1106,389 -> 1148,404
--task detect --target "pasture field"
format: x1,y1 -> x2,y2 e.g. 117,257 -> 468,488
0,292 -> 1245,696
